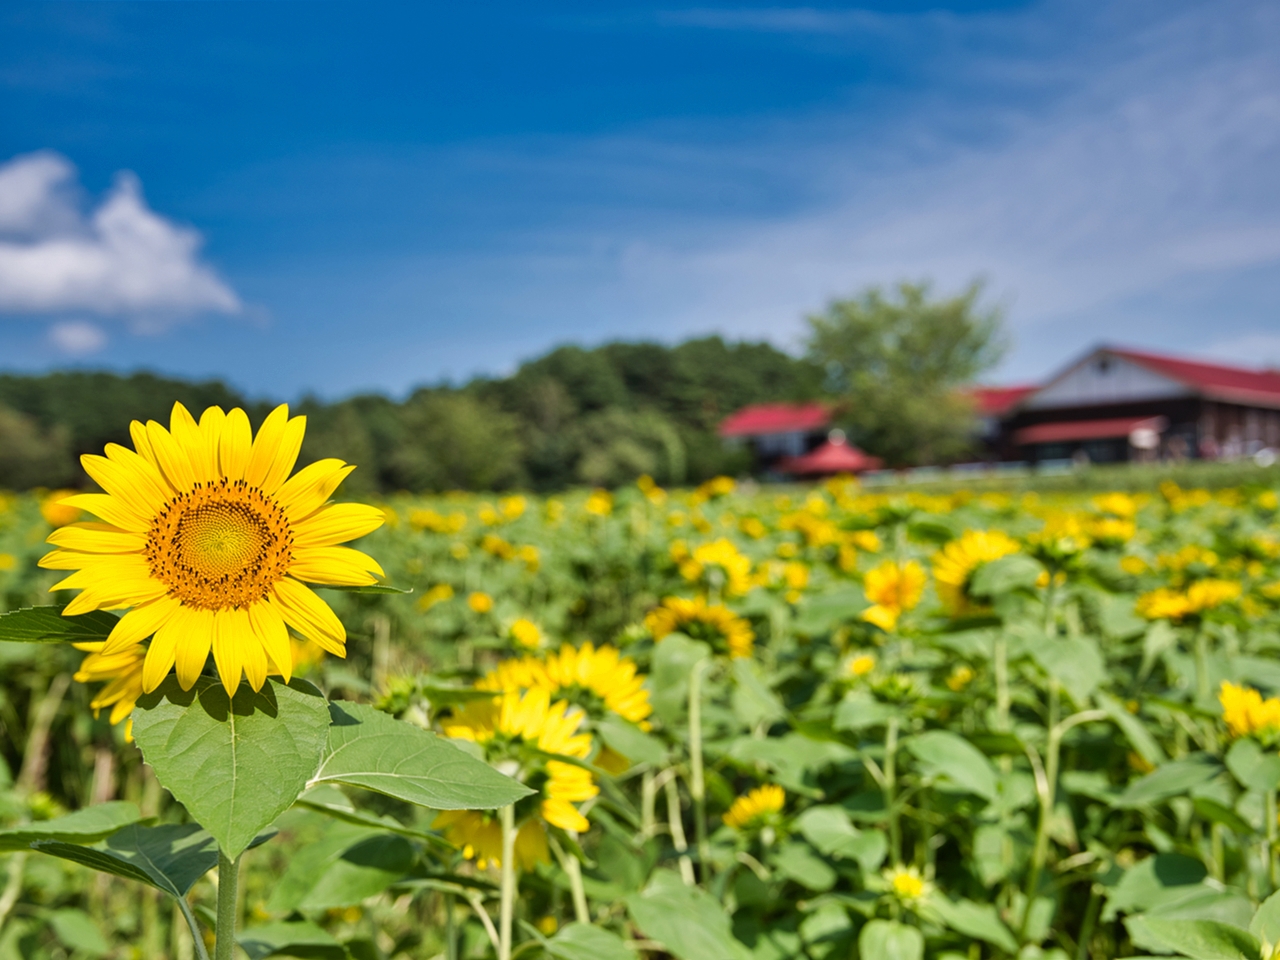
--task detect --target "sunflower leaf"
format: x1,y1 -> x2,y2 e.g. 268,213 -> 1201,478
133,677 -> 332,859
0,605 -> 119,643
318,584 -> 414,595
0,801 -> 143,851
313,700 -> 533,809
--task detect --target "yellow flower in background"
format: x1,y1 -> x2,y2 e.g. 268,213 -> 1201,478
848,654 -> 876,677
740,517 -> 767,539
690,475 -> 735,505
723,784 -> 784,830
510,617 -> 542,649
481,534 -> 514,559
408,509 -> 467,534
442,687 -> 598,833
1258,490 -> 1279,511
1120,556 -> 1149,576
1091,517 -> 1136,546
73,641 -> 146,735
39,490 -> 83,528
431,810 -> 550,872
468,591 -> 494,613
478,642 -> 653,729
932,529 -> 1021,616
849,530 -> 883,553
38,403 -> 385,697
645,596 -> 755,659
1156,544 -> 1218,575
545,499 -> 565,523
417,583 -> 455,612
946,664 -> 975,692
885,865 -> 929,902
584,489 -> 613,516
681,538 -> 753,597
1221,682 -> 1280,744
1093,492 -> 1139,518
1136,579 -> 1241,621
0,554 -> 15,572
500,495 -> 527,521
516,544 -> 540,572
862,559 -> 926,632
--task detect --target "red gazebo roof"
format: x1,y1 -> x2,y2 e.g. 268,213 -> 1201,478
720,403 -> 829,438
971,385 -> 1037,416
778,438 -> 882,476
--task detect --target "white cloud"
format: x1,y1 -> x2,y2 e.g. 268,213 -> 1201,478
0,151 -> 239,323
48,319 -> 107,356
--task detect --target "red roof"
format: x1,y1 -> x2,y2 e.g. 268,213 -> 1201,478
778,438 -> 882,475
1109,347 -> 1280,409
1014,415 -> 1167,446
720,403 -> 830,437
971,385 -> 1037,416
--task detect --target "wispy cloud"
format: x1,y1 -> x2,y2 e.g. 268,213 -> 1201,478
0,151 -> 240,325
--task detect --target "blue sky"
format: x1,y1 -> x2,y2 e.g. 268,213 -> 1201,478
1,0 -> 1278,399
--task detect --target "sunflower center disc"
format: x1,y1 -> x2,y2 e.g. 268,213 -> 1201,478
145,479 -> 293,610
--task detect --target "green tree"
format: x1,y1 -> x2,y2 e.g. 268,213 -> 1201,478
805,281 -> 1006,467
387,391 -> 524,491
0,406 -> 74,489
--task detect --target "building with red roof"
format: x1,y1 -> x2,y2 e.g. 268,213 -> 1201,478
718,402 -> 832,471
992,345 -> 1280,463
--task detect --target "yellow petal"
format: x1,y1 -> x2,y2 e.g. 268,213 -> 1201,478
146,421 -> 196,493
101,595 -> 182,655
211,608 -> 246,696
249,601 -> 292,683
244,405 -> 290,489
269,578 -> 346,656
60,578 -> 168,616
276,459 -> 353,522
80,454 -> 165,518
174,607 -> 214,690
104,442 -> 175,500
219,408 -> 253,481
169,402 -> 213,484
292,503 -> 386,547
142,614 -> 181,692
259,415 -> 307,494
46,523 -> 147,554
61,493 -> 149,533
197,406 -> 226,483
130,420 -> 160,470
289,546 -> 383,586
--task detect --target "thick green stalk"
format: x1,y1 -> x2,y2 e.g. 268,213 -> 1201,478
499,804 -> 516,960
664,773 -> 695,885
215,851 -> 240,960
1023,682 -> 1060,935
1075,883 -> 1102,960
884,717 -> 901,865
563,837 -> 590,924
445,893 -> 457,960
688,658 -> 710,882
1267,790 -> 1277,896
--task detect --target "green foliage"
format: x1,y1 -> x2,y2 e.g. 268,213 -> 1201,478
805,280 -> 1005,467
0,605 -> 118,644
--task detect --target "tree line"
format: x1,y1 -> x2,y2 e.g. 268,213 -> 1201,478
0,282 -> 1003,492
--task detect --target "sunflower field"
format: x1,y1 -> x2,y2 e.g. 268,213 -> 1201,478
4,470 -> 1280,960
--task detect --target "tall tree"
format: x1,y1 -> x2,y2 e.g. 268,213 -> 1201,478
806,281 -> 1006,467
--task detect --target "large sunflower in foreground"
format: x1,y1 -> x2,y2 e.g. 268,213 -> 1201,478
39,403 -> 385,696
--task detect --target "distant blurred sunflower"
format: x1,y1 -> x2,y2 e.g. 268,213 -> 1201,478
931,529 -> 1020,616
645,596 -> 754,659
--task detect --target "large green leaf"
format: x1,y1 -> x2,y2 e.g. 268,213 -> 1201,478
314,701 -> 532,809
927,897 -> 1018,953
905,731 -> 998,802
48,909 -> 110,957
970,554 -> 1043,598
1226,738 -> 1280,793
33,823 -> 275,897
731,657 -> 787,727
1115,756 -> 1222,808
238,921 -> 346,960
545,923 -> 633,960
1031,636 -> 1108,705
1102,854 -> 1208,921
0,801 -> 142,851
0,605 -> 119,644
1251,890 -> 1280,949
595,717 -> 668,766
626,869 -> 752,960
133,677 -> 332,858
295,785 -> 450,848
650,634 -> 711,726
857,920 -> 923,960
833,691 -> 897,732
1138,919 -> 1261,960
772,841 -> 837,892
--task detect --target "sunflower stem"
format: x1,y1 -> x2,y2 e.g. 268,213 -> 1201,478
664,773 -> 695,885
499,804 -> 516,960
564,833 -> 590,924
445,892 -> 457,960
214,850 -> 239,960
1267,789 -> 1277,896
688,657 -> 710,883
884,716 -> 901,866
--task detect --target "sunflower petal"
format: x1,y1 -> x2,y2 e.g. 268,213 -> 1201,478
276,460 -> 353,522
80,454 -> 167,517
269,578 -> 346,656
291,503 -> 386,547
212,608 -> 246,696
101,596 -> 182,655
197,406 -> 226,484
174,608 -> 214,690
142,613 -> 182,693
259,415 -> 307,494
60,493 -> 149,533
130,420 -> 160,470
220,408 -> 253,481
289,546 -> 384,586
47,523 -> 146,554
249,601 -> 292,683
244,405 -> 290,489
146,421 -> 196,494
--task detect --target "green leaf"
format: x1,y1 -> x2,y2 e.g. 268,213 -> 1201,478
33,823 -> 276,898
1102,854 -> 1207,921
48,908 -> 110,957
1097,692 -> 1167,767
970,554 -> 1043,598
731,657 -> 787,727
595,717 -> 668,767
133,677 -> 332,859
0,801 -> 142,851
772,841 -> 836,892
857,920 -> 923,960
319,583 -> 413,595
545,923 -> 633,960
0,605 -> 119,643
1250,890 -> 1280,948
791,586 -> 867,637
295,786 -> 451,848
650,634 -> 711,726
905,731 -> 998,801
296,833 -> 416,911
927,898 -> 1018,953
238,921 -> 346,960
794,806 -> 887,874
1031,636 -> 1108,705
626,869 -> 752,960
1115,756 -> 1222,808
1226,738 -> 1280,793
1138,919 -> 1261,960
832,691 -> 897,732
315,701 -> 532,809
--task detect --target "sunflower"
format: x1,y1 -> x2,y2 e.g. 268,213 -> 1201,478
931,529 -> 1021,616
430,810 -> 550,872
478,642 -> 652,729
861,559 -> 926,632
723,784 -> 785,831
439,686 -> 599,861
645,596 -> 754,659
1136,579 -> 1242,621
680,539 -> 753,597
1220,681 -> 1280,746
39,403 -> 385,696
885,865 -> 930,902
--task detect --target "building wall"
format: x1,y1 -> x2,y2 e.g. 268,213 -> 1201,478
1025,354 -> 1191,409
